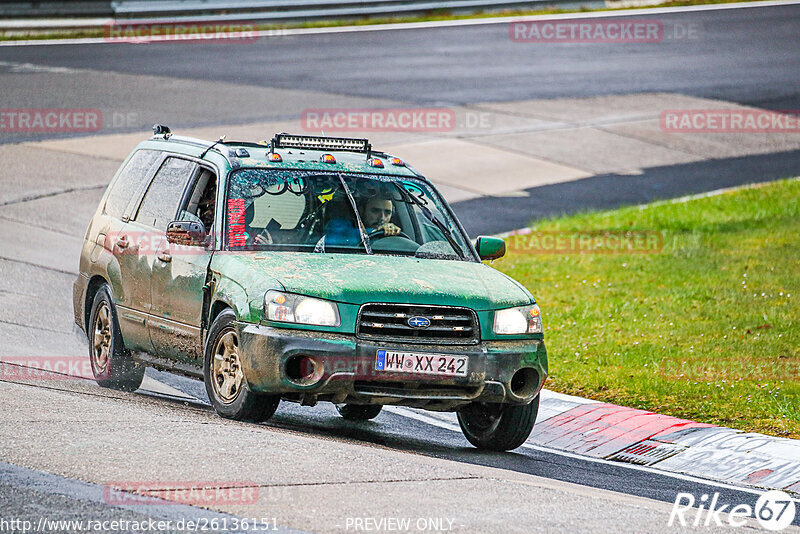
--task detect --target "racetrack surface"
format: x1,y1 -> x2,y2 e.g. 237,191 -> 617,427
1,3 -> 799,532
1,3 -> 799,110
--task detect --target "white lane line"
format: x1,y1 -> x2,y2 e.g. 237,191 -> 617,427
384,405 -> 767,496
1,0 -> 797,47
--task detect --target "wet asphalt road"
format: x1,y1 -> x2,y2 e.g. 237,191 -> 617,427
4,366 -> 796,532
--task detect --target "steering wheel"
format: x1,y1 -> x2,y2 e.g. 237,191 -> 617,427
367,228 -> 412,241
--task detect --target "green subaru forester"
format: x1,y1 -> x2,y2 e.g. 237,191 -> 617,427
73,128 -> 548,451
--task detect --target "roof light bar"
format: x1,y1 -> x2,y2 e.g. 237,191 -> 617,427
271,133 -> 371,154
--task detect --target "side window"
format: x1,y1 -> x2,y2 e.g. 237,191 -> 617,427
104,150 -> 160,218
134,157 -> 196,230
178,168 -> 217,232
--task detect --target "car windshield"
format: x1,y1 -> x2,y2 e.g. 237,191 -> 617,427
225,168 -> 473,261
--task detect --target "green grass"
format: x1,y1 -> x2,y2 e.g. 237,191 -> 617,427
0,0 -> 775,41
494,179 -> 800,438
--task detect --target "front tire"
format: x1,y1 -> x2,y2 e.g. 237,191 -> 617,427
457,396 -> 539,451
203,309 -> 279,422
88,285 -> 144,392
336,404 -> 382,421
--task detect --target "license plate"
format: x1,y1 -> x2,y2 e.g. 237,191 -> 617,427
375,350 -> 468,377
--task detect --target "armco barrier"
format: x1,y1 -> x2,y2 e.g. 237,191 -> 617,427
0,0 -> 605,28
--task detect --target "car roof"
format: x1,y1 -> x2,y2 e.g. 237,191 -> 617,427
139,129 -> 422,179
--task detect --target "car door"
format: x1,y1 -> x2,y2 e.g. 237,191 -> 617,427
101,149 -> 163,353
149,162 -> 216,364
120,155 -> 198,358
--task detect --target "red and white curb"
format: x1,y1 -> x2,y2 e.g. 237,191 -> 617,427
532,390 -> 800,495
388,389 -> 800,496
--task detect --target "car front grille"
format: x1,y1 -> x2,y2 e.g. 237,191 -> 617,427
356,303 -> 479,345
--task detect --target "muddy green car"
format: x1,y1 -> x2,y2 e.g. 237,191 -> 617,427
73,129 -> 547,451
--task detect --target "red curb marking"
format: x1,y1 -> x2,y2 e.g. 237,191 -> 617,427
744,468 -> 774,483
530,402 -> 714,458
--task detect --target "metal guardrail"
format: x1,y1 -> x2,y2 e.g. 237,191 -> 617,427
0,2 -> 113,18
1,0 -> 602,21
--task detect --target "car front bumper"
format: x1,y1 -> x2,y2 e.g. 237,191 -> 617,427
237,323 -> 547,410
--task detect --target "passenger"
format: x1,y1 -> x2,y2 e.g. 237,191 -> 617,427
197,181 -> 216,231
244,201 -> 273,246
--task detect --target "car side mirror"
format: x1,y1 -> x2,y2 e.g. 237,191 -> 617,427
475,236 -> 506,260
166,220 -> 207,247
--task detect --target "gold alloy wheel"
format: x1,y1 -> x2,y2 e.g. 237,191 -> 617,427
92,302 -> 111,374
212,330 -> 244,403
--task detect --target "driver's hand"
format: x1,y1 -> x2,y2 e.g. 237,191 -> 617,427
254,230 -> 273,245
381,223 -> 401,236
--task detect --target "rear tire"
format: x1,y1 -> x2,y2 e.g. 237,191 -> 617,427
336,404 -> 382,421
457,396 -> 539,451
88,285 -> 144,392
203,309 -> 279,422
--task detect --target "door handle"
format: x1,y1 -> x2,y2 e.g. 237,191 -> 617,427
157,250 -> 172,263
115,235 -> 129,249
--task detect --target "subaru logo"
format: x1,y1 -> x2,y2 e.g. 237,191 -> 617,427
408,316 -> 431,328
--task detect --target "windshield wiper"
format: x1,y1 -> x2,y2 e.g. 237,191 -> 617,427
337,173 -> 373,255
392,183 -> 466,260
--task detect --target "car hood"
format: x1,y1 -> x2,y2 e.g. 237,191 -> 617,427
227,252 -> 532,310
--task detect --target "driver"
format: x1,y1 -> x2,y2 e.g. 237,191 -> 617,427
359,197 -> 402,237
323,196 -> 402,246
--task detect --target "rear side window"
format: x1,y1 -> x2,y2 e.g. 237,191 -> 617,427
134,157 -> 197,230
104,150 -> 161,218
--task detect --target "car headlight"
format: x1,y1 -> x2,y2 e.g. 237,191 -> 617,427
264,290 -> 340,327
493,304 -> 542,335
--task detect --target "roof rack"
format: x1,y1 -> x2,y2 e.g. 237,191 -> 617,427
269,133 -> 372,158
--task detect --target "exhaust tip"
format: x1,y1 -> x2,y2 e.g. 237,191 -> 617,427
509,368 -> 539,400
285,355 -> 323,386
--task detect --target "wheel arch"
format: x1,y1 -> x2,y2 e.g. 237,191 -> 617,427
209,300 -> 234,325
84,275 -> 110,336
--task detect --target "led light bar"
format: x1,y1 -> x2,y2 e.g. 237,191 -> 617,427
270,133 -> 372,154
